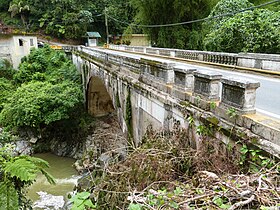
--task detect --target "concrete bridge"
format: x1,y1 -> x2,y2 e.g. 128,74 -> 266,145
67,46 -> 280,158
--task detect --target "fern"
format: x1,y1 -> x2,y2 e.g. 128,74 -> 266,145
0,181 -> 19,210
0,150 -> 55,209
4,156 -> 55,183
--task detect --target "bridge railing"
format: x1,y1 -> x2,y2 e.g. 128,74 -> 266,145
71,46 -> 261,115
109,45 -> 280,72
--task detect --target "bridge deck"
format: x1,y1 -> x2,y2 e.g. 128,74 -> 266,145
95,47 -> 280,120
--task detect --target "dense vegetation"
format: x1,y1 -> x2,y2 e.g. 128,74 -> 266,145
0,0 -> 134,40
0,46 -> 83,133
0,0 -> 279,53
0,145 -> 55,209
0,46 -> 84,208
75,128 -> 280,209
203,0 -> 280,53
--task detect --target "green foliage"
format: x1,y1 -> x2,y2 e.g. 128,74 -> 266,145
0,59 -> 16,80
204,0 -> 280,53
212,196 -> 231,209
206,0 -> 253,29
3,0 -> 133,39
226,107 -> 237,119
0,130 -> 18,143
70,191 -> 96,210
130,0 -> 215,49
128,203 -> 142,210
0,46 -> 83,131
0,0 -> 12,10
239,144 -> 275,172
0,144 -> 55,209
0,80 -> 83,130
8,0 -> 30,28
187,115 -> 194,127
0,59 -> 16,112
0,78 -> 15,111
14,45 -> 80,85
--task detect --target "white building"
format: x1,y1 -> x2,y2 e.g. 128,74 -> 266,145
0,34 -> 38,69
84,32 -> 101,47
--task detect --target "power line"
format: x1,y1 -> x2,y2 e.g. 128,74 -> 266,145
107,0 -> 280,28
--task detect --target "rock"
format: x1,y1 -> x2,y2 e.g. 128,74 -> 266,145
98,153 -> 112,168
15,140 -> 33,155
30,137 -> 38,144
33,191 -> 64,210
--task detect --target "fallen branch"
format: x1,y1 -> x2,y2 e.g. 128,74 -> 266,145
177,192 -> 218,206
228,195 -> 255,210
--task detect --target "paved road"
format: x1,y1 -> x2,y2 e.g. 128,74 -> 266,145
89,47 -> 280,119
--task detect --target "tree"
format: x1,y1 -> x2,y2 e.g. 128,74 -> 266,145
0,0 -> 12,11
0,80 -> 83,131
8,0 -> 30,27
203,8 -> 280,53
0,46 -> 83,131
130,0 -> 216,49
0,78 -> 15,111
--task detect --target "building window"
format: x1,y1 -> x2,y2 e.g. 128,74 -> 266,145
30,38 -> 34,46
19,39 -> 23,46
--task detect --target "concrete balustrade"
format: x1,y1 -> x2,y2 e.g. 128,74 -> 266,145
75,47 -> 261,114
109,45 -> 280,72
141,59 -> 175,83
174,67 -> 196,91
172,67 -> 196,100
193,71 -> 222,100
221,77 -> 260,114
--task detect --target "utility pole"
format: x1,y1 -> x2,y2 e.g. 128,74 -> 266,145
104,7 -> 109,46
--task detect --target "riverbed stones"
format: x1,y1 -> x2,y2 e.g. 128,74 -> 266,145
33,191 -> 64,210
74,115 -> 127,173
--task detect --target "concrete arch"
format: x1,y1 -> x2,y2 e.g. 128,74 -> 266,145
87,76 -> 114,117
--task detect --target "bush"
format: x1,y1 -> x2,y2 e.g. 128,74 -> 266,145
0,59 -> 16,80
203,9 -> 280,53
0,78 -> 15,111
0,81 -> 83,130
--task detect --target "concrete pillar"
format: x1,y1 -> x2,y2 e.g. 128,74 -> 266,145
194,71 -> 222,100
172,68 -> 197,100
164,63 -> 175,85
170,51 -> 175,57
221,77 -> 260,114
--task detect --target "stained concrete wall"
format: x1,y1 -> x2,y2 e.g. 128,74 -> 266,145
0,34 -> 37,69
71,47 -> 280,158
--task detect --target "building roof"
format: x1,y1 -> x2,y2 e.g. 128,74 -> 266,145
85,32 -> 101,38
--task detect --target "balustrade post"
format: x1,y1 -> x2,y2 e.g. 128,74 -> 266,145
221,77 -> 260,114
193,71 -> 222,100
172,67 -> 196,100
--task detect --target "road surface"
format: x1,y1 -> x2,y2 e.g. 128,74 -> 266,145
88,47 -> 280,119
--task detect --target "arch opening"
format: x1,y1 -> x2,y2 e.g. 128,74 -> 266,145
87,76 -> 114,117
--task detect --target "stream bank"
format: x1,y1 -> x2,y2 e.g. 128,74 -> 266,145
27,113 -> 127,209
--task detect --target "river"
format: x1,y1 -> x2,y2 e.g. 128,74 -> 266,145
27,153 -> 79,209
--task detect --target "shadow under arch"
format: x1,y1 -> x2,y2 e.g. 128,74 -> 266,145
87,76 -> 114,117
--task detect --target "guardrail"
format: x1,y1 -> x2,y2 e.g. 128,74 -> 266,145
109,45 -> 280,72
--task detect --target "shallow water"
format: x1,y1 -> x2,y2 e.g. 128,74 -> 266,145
27,153 -> 79,204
